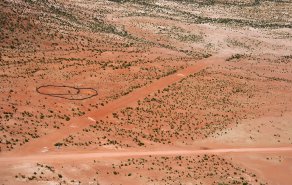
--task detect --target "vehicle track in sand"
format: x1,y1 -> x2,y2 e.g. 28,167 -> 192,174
1,147 -> 291,163
2,54 -> 226,156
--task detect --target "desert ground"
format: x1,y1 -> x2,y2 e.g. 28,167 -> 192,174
0,0 -> 292,184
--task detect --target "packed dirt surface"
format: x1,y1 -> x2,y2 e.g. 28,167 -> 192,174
0,0 -> 292,185
1,147 -> 291,163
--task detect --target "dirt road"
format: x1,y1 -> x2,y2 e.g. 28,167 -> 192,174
5,54 -> 226,156
1,147 -> 291,163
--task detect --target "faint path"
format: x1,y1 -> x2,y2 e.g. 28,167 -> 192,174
4,55 -> 225,156
1,147 -> 291,163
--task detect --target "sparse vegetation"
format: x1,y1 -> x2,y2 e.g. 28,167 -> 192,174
0,0 -> 291,184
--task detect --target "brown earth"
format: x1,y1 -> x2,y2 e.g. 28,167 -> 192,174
0,0 -> 291,184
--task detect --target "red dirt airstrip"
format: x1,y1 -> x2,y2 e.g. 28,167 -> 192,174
1,0 -> 292,185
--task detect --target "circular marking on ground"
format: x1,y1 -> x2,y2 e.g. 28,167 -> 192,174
36,85 -> 98,100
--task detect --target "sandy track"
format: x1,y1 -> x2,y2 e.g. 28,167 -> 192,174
1,147 -> 291,163
5,55 -> 225,156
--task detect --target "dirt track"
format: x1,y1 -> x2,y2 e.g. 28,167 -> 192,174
5,54 -> 226,156
1,147 -> 291,163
